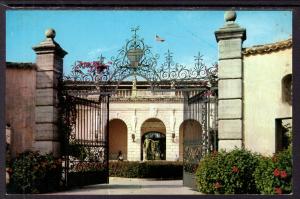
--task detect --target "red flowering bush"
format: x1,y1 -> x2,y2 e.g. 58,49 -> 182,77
214,181 -> 222,189
273,168 -> 280,177
8,151 -> 62,194
254,147 -> 292,194
195,146 -> 292,194
75,60 -> 110,74
195,148 -> 259,194
280,170 -> 288,178
274,187 -> 283,194
232,165 -> 239,173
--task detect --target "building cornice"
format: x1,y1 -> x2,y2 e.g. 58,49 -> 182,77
6,62 -> 37,70
243,38 -> 292,56
110,97 -> 184,103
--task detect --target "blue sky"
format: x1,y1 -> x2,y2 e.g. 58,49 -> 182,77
6,10 -> 292,75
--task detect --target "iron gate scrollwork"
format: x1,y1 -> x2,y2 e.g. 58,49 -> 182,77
64,26 -> 217,93
61,93 -> 109,187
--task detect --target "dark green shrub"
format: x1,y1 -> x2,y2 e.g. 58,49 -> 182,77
195,151 -> 225,194
109,161 -> 183,179
195,148 -> 259,194
8,151 -> 62,194
67,170 -> 107,187
66,161 -> 108,187
67,144 -> 87,161
254,147 -> 292,194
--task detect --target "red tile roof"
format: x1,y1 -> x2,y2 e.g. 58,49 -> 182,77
243,38 -> 292,56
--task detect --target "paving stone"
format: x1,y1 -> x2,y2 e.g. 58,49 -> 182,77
47,177 -> 203,195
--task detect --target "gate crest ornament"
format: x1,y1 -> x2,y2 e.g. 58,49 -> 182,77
64,27 -> 217,93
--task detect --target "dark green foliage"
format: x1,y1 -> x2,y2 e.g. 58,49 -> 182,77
254,147 -> 292,194
67,170 -> 107,187
67,144 -> 87,161
195,148 -> 260,194
109,161 -> 183,179
8,151 -> 62,194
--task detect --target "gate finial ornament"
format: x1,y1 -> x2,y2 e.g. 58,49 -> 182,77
45,28 -> 56,39
131,26 -> 140,38
224,10 -> 236,23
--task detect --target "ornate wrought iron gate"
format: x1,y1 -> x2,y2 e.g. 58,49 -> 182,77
61,26 -> 218,188
61,93 -> 109,187
183,87 -> 218,189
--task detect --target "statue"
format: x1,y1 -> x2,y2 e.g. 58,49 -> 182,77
143,138 -> 151,160
132,109 -> 137,132
152,140 -> 161,160
170,109 -> 176,132
143,138 -> 162,160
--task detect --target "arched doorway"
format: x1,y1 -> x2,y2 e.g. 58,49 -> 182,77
109,119 -> 127,160
179,120 -> 202,161
140,118 -> 166,160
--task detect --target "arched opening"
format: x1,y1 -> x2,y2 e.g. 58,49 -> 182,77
179,120 -> 202,161
282,74 -> 292,105
140,118 -> 166,160
109,119 -> 128,160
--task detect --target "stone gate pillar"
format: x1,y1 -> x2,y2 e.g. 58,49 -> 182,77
32,29 -> 67,157
215,11 -> 246,150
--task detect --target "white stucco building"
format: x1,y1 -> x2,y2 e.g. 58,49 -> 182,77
75,82 -> 216,162
243,38 -> 292,155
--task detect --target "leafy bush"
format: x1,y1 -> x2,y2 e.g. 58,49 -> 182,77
109,161 -> 182,179
254,147 -> 292,194
8,151 -> 62,194
67,144 -> 87,161
195,148 -> 260,194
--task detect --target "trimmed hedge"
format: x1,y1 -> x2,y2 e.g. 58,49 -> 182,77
67,170 -> 108,187
109,160 -> 183,179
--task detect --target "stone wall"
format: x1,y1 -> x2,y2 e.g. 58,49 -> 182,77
32,29 -> 67,157
5,64 -> 36,157
5,29 -> 67,158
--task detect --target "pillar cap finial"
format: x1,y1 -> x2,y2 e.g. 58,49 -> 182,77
33,28 -> 67,57
45,28 -> 56,39
224,10 -> 237,22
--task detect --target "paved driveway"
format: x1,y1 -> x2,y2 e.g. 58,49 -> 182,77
48,177 -> 202,195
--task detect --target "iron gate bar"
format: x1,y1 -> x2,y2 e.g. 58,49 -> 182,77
183,87 -> 218,189
188,87 -> 217,104
62,94 -> 109,187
